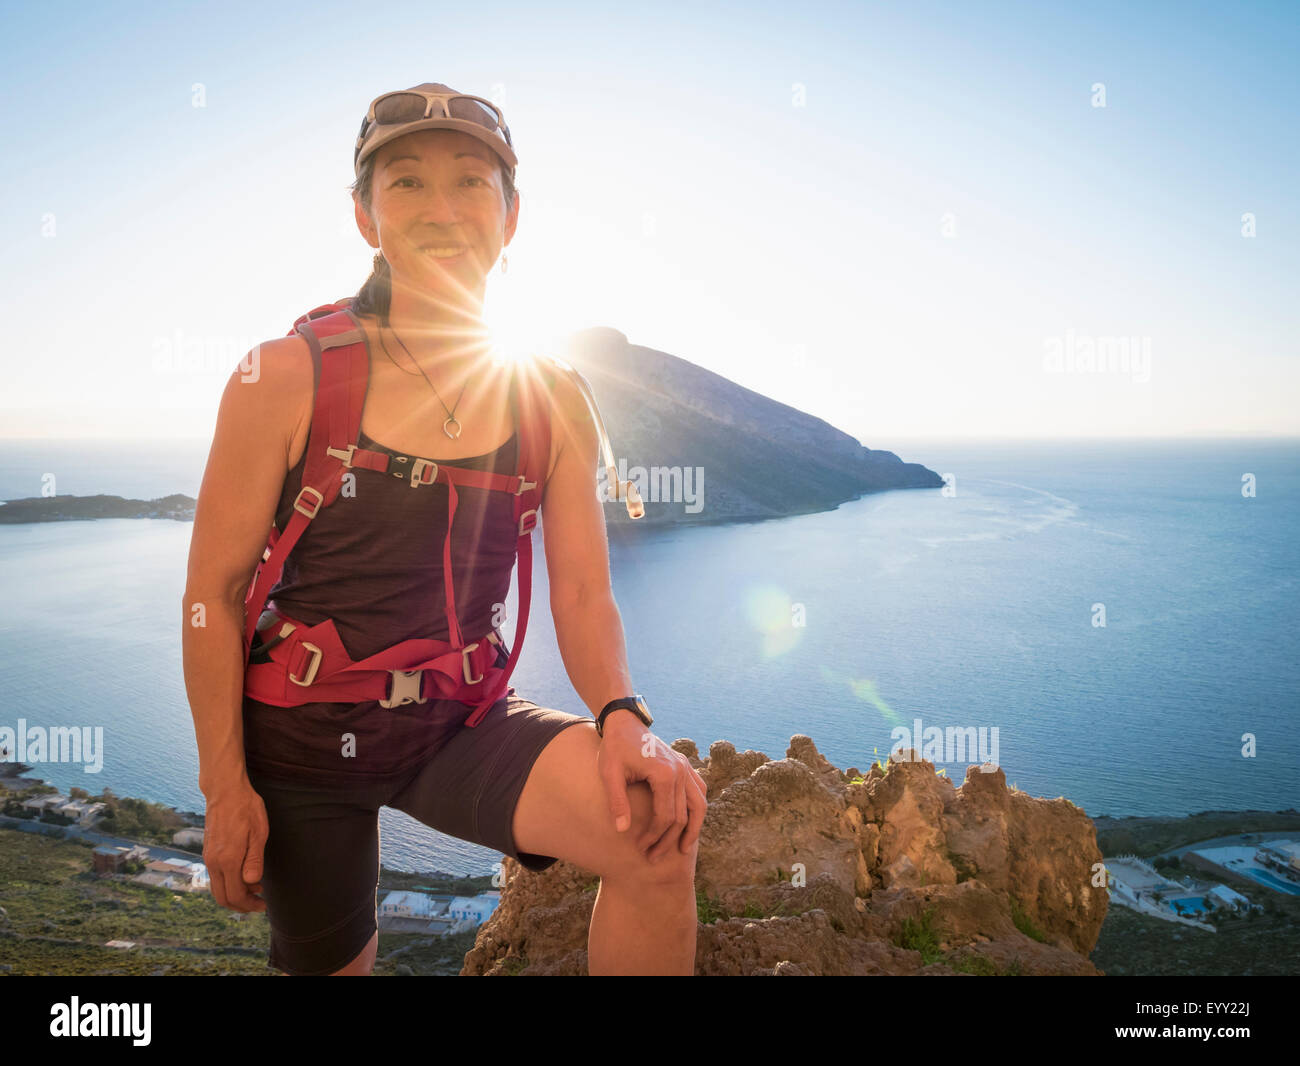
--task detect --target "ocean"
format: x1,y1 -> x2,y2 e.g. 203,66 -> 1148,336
1,435 -> 1296,875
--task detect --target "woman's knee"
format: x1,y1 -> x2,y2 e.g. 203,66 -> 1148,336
601,780 -> 699,887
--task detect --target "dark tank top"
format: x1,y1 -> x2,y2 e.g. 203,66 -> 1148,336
242,373 -> 525,784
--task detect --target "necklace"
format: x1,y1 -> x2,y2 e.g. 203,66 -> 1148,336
376,322 -> 479,440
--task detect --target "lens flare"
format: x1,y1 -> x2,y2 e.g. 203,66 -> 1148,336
817,665 -> 902,724
742,584 -> 803,657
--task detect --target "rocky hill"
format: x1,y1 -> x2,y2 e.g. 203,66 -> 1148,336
462,737 -> 1107,976
564,327 -> 943,526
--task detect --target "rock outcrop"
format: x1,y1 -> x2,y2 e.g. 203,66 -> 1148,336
461,737 -> 1108,976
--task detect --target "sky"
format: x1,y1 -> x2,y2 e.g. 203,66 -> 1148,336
0,0 -> 1296,442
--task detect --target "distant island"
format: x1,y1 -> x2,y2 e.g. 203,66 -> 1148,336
0,493 -> 195,524
0,327 -> 943,527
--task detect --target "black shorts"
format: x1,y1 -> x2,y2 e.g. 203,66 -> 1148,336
244,693 -> 595,976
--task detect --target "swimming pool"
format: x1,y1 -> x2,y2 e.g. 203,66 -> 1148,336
1245,868 -> 1300,896
1167,896 -> 1211,915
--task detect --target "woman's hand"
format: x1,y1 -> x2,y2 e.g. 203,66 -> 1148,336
596,712 -> 708,862
203,779 -> 270,913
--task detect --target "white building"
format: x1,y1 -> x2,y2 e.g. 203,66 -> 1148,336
164,857 -> 208,888
55,799 -> 107,824
1104,855 -> 1185,903
137,857 -> 209,891
1256,841 -> 1300,877
379,890 -> 439,919
447,894 -> 500,924
1208,884 -> 1250,911
172,827 -> 205,847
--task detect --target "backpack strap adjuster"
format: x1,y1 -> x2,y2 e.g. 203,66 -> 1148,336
462,643 -> 483,685
517,509 -> 538,536
293,486 -> 325,520
288,642 -> 323,686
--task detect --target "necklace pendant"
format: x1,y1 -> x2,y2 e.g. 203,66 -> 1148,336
443,416 -> 462,440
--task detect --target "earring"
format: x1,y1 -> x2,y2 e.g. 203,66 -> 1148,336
500,252 -> 508,275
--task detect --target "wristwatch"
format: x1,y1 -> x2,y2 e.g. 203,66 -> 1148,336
596,694 -> 653,738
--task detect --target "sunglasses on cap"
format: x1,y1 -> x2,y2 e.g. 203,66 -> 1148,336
354,89 -> 515,174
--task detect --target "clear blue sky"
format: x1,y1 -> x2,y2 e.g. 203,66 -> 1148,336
1,0 -> 1296,440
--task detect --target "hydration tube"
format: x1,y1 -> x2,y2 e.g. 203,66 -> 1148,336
546,357 -> 644,519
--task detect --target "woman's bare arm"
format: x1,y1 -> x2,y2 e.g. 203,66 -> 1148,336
538,363 -> 707,858
181,337 -> 310,910
538,366 -> 634,715
182,337 -> 310,792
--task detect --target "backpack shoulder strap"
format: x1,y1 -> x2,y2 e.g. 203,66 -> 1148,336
295,308 -> 368,503
512,354 -> 558,493
242,305 -> 367,660
288,295 -> 357,336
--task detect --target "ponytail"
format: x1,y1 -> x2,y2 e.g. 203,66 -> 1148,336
352,250 -> 393,325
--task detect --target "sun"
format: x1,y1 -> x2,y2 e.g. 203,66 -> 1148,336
483,303 -> 558,369
481,257 -> 573,369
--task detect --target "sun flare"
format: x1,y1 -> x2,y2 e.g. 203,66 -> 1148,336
481,261 -> 577,369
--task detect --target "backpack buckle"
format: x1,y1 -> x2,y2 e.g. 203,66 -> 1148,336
462,643 -> 482,685
326,444 -> 356,468
380,668 -> 427,708
518,509 -> 538,535
514,475 -> 537,495
411,458 -> 437,488
288,642 -> 323,686
293,487 -> 324,519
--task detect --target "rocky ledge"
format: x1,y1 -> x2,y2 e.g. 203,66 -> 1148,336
462,736 -> 1107,976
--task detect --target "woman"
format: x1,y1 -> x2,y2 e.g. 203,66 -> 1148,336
182,83 -> 706,976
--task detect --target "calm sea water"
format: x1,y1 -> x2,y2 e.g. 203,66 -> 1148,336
1,436 -> 1296,875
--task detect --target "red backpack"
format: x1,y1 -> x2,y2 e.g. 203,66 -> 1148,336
241,298 -> 556,728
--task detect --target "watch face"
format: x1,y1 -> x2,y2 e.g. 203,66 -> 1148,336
634,695 -> 649,715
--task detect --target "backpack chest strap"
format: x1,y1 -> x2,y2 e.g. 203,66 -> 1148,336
324,441 -> 534,494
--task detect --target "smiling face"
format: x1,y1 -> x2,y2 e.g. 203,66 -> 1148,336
353,128 -> 518,307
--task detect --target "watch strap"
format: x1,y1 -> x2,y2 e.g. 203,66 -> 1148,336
596,695 -> 650,737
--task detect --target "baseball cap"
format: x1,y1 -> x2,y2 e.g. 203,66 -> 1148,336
353,82 -> 517,180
